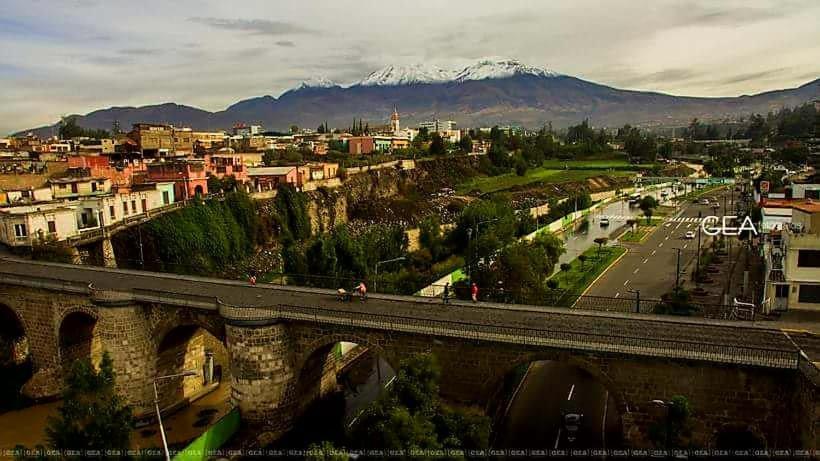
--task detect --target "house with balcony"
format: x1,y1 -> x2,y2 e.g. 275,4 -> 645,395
763,201 -> 820,313
0,202 -> 80,246
205,151 -> 248,183
146,159 -> 207,200
49,176 -> 112,200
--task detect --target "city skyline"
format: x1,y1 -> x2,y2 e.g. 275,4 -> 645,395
2,0 -> 820,135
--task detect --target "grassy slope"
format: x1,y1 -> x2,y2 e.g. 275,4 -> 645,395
552,245 -> 627,296
457,168 -> 632,194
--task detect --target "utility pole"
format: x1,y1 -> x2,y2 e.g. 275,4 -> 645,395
675,248 -> 682,291
696,211 -> 702,282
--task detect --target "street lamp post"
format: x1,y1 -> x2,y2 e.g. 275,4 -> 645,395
374,256 -> 406,293
154,370 -> 198,461
628,289 -> 641,313
650,399 -> 673,450
696,211 -> 702,282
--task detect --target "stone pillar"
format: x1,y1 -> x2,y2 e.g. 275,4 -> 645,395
100,237 -> 117,268
95,304 -> 156,416
68,245 -> 83,265
226,322 -> 297,444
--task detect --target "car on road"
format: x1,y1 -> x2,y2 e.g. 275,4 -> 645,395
599,218 -> 610,227
684,231 -> 696,239
712,202 -> 720,208
700,198 -> 710,205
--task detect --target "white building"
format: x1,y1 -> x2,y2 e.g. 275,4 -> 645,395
419,120 -> 457,132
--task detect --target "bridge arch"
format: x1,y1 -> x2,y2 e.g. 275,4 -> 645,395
57,309 -> 101,370
292,333 -> 397,420
154,323 -> 229,411
0,303 -> 29,366
487,351 -> 628,449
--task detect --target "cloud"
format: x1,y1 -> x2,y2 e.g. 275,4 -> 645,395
119,48 -> 161,56
720,68 -> 787,85
276,40 -> 295,47
188,17 -> 312,36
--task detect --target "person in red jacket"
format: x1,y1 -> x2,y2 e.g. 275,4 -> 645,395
470,282 -> 479,303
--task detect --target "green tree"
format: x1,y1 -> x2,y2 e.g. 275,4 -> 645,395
560,262 -> 571,284
458,134 -> 473,153
578,254 -> 587,269
45,352 -> 134,453
593,237 -> 608,260
429,133 -> 446,156
640,195 -> 659,224
306,441 -> 349,461
290,124 -> 300,134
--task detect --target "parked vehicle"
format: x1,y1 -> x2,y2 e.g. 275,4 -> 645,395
700,198 -> 710,205
685,231 -> 696,239
600,218 -> 610,227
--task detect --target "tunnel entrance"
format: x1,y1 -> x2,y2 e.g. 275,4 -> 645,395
276,341 -> 395,449
155,325 -> 229,412
0,304 -> 32,412
58,311 -> 100,371
492,360 -> 623,450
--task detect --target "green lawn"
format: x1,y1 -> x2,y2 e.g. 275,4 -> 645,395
550,245 -> 627,303
541,159 -> 656,170
620,223 -> 657,242
456,168 -> 632,194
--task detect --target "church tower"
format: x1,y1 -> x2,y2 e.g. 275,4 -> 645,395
390,106 -> 400,134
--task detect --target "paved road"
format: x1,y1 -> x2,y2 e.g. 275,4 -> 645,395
496,361 -> 620,450
0,256 -> 799,366
586,188 -> 738,300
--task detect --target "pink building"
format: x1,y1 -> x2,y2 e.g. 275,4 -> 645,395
247,166 -> 299,192
205,152 -> 248,183
146,160 -> 208,200
67,155 -> 144,187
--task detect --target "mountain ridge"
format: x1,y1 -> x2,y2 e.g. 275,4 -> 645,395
15,60 -> 820,137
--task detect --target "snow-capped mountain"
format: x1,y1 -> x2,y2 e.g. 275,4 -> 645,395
288,76 -> 340,91
351,59 -> 559,87
19,57 -> 819,137
454,58 -> 560,82
355,64 -> 456,87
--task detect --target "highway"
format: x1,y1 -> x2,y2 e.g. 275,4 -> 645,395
495,361 -> 621,451
585,187 -> 739,301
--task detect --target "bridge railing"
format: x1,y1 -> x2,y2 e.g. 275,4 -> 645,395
260,272 -> 743,320
0,271 -> 91,294
219,301 -> 799,370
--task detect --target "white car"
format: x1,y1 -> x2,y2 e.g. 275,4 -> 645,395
600,218 -> 610,227
684,231 -> 696,239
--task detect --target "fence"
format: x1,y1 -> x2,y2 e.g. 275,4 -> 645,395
0,268 -> 798,369
171,407 -> 240,461
261,271 -> 741,320
219,301 -> 798,370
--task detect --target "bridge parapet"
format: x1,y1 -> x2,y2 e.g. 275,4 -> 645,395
219,301 -> 799,369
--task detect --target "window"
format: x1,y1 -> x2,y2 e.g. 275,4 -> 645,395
59,184 -> 67,189
91,182 -> 97,192
162,191 -> 170,205
14,223 -> 27,237
70,183 -> 78,193
775,284 -> 789,298
797,250 -> 820,268
109,205 -> 115,219
798,284 -> 820,304
123,202 -> 128,215
47,220 -> 56,233
130,200 -> 136,213
141,199 -> 147,212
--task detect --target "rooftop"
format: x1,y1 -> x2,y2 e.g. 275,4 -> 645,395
247,166 -> 296,176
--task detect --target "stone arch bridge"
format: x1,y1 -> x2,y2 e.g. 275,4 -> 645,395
0,257 -> 817,449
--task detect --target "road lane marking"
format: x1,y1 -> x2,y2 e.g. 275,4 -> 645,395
567,384 -> 575,401
554,428 -> 562,449
651,250 -> 656,256
659,242 -> 664,247
623,280 -> 629,286
614,292 -> 620,298
665,236 -> 669,241
633,268 -> 639,274
602,390 -> 610,451
683,244 -> 688,249
642,258 -> 648,264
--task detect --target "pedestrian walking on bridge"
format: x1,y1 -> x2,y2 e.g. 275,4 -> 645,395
471,282 -> 479,303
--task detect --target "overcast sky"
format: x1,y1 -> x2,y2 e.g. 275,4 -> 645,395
2,0 -> 819,135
